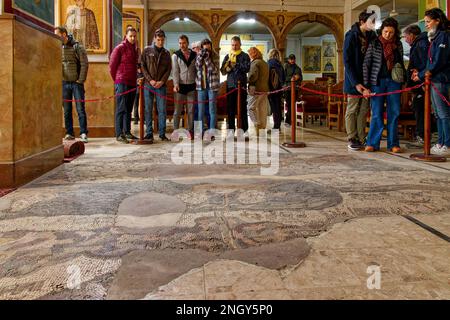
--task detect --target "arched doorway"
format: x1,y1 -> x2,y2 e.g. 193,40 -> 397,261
148,11 -> 214,45
281,13 -> 344,81
218,18 -> 277,82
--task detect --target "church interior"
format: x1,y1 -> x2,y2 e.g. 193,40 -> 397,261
0,0 -> 449,301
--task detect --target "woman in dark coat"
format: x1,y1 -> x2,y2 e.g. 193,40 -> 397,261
363,17 -> 405,153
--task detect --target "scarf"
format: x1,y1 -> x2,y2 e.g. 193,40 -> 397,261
229,49 -> 242,64
379,35 -> 397,71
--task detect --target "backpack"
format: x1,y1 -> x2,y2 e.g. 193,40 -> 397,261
269,68 -> 280,91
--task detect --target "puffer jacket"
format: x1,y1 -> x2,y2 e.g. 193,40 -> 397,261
172,49 -> 197,90
141,44 -> 172,85
419,29 -> 450,83
363,37 -> 405,86
248,58 -> 270,93
109,39 -> 139,86
62,35 -> 89,83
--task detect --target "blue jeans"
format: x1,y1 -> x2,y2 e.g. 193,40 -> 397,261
431,82 -> 450,147
197,89 -> 217,130
367,78 -> 401,150
144,85 -> 167,137
63,81 -> 88,135
115,84 -> 136,137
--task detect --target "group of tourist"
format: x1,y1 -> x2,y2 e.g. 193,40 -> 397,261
54,7 -> 449,156
344,8 -> 450,156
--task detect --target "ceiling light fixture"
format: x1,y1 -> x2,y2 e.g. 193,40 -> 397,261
237,18 -> 256,24
175,17 -> 180,21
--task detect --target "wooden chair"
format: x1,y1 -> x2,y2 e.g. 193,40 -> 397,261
327,80 -> 345,131
297,82 -> 328,127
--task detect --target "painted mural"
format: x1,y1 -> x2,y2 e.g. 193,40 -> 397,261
12,0 -> 55,25
60,0 -> 106,53
112,0 -> 123,49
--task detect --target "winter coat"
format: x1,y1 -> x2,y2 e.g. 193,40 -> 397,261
343,23 -> 376,94
419,29 -> 450,83
220,52 -> 251,88
195,49 -> 220,91
141,44 -> 172,86
248,58 -> 270,93
363,37 -> 405,87
172,49 -> 197,94
61,35 -> 89,83
109,39 -> 139,87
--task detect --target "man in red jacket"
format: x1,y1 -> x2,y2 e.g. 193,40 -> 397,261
109,26 -> 140,143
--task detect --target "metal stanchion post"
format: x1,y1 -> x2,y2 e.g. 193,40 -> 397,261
282,80 -> 306,148
410,72 -> 446,162
237,80 -> 242,130
131,82 -> 153,145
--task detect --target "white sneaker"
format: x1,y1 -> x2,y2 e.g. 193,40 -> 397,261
64,134 -> 75,141
80,133 -> 88,143
431,144 -> 442,154
436,145 -> 450,157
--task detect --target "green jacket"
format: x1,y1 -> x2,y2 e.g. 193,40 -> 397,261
62,35 -> 89,83
248,59 -> 269,93
284,62 -> 302,86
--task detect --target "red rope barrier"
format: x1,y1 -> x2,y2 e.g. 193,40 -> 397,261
63,87 -> 138,103
298,83 -> 424,99
142,86 -> 238,104
431,82 -> 450,106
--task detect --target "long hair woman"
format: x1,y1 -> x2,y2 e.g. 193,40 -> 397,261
363,17 -> 406,153
414,8 -> 450,156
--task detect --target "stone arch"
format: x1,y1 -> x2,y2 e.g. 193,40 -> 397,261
280,13 -> 344,81
213,12 -> 279,49
148,11 -> 215,44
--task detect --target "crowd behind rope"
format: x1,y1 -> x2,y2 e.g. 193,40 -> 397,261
53,8 -> 450,156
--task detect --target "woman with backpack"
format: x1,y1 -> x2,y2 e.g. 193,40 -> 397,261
268,49 -> 286,130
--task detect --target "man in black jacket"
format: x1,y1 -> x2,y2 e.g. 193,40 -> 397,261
343,11 -> 377,151
403,24 -> 429,146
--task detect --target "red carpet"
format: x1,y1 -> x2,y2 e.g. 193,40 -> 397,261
0,188 -> 16,198
64,141 -> 85,163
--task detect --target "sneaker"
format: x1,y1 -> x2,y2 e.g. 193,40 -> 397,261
435,145 -> 450,157
125,133 -> 138,140
144,134 -> 154,142
80,133 -> 88,143
390,146 -> 402,153
415,136 -> 424,145
116,135 -> 129,144
160,135 -> 170,142
365,146 -> 375,152
64,134 -> 75,141
348,139 -> 362,151
431,144 -> 443,154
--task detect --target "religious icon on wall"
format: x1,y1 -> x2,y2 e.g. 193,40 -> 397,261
302,46 -> 321,73
211,13 -> 220,32
276,15 -> 285,31
60,0 -> 106,53
12,0 -> 55,26
425,0 -> 440,10
323,58 -> 335,72
322,41 -> 336,57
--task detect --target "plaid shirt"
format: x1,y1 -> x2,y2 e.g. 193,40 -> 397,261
195,51 -> 220,91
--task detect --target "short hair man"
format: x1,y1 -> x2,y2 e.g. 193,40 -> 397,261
403,24 -> 429,145
54,26 -> 89,143
283,54 -> 303,126
220,36 -> 251,134
141,29 -> 172,142
109,26 -> 139,144
172,35 -> 197,138
343,10 -> 377,151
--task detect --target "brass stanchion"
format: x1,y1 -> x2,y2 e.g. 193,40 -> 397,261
282,80 -> 306,148
410,72 -> 446,162
131,82 -> 153,145
237,80 -> 242,130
